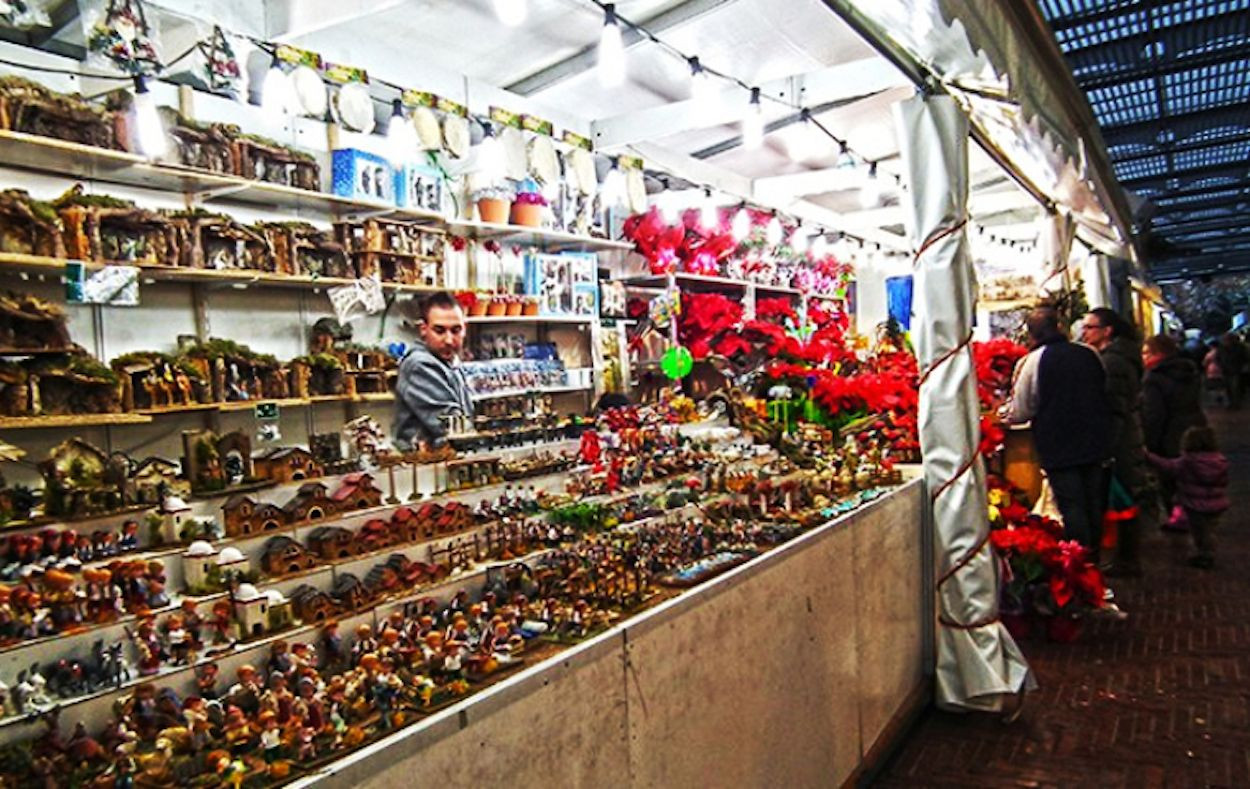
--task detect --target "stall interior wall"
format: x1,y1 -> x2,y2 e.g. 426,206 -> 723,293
308,480 -> 928,789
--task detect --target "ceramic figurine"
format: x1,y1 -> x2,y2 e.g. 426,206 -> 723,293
196,662 -> 220,700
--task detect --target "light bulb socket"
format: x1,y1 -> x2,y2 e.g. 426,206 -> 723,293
688,57 -> 702,77
867,162 -> 878,179
749,87 -> 760,106
132,74 -> 150,95
391,98 -> 404,118
604,3 -> 617,25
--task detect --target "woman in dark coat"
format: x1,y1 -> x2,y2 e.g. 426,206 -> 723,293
1142,334 -> 1207,457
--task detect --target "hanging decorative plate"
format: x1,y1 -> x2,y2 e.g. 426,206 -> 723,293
626,167 -> 647,214
412,106 -> 442,150
443,114 -> 470,158
570,148 -> 597,196
500,127 -> 528,181
291,64 -> 327,117
333,82 -> 375,133
527,135 -> 558,185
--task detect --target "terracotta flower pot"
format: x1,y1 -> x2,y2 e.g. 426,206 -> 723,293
510,201 -> 543,227
477,198 -> 510,224
523,299 -> 539,316
469,298 -> 490,317
506,300 -> 523,316
487,298 -> 507,317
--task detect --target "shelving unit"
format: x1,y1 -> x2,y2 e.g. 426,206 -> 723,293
445,218 -> 635,253
0,412 -> 153,429
620,272 -> 802,296
466,314 -> 595,325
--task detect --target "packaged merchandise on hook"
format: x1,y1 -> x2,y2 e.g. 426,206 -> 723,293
80,0 -> 163,75
0,0 -> 50,29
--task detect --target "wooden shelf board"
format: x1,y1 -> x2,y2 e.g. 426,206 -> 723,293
0,412 -> 152,428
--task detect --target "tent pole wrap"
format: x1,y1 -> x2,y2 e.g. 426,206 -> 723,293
1040,211 -> 1076,298
894,94 -> 1034,712
1083,254 -> 1112,310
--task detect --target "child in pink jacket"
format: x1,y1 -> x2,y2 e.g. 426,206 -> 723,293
1146,425 -> 1229,569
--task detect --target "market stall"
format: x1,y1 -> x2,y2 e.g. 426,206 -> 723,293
0,0 -> 1138,786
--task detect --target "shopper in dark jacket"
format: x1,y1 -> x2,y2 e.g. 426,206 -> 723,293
1141,334 -> 1206,457
1007,307 -> 1112,551
1081,308 -> 1149,575
1216,333 -> 1247,409
1146,426 -> 1228,569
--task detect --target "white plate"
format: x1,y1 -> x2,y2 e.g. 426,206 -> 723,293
528,135 -> 558,185
626,167 -> 647,214
501,127 -> 528,181
443,115 -> 469,158
334,82 -> 375,133
412,106 -> 442,150
291,65 -> 327,117
570,148 -> 596,196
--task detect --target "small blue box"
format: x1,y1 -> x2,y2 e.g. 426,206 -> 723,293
394,163 -> 444,214
332,148 -> 395,203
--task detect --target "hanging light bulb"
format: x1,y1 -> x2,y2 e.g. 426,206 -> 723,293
731,205 -> 751,241
788,108 -> 825,163
688,57 -> 714,107
791,222 -> 808,255
698,188 -> 718,230
765,212 -> 783,246
741,87 -> 764,150
598,4 -> 626,87
492,0 -> 527,26
131,75 -> 166,159
601,161 -> 626,207
860,161 -> 883,208
476,122 -> 506,184
836,139 -> 856,169
811,233 -> 828,259
261,55 -> 295,116
387,99 -> 418,166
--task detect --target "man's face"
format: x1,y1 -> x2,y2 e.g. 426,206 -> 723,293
420,304 -> 466,363
1080,314 -> 1111,350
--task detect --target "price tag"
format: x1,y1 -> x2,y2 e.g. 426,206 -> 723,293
255,401 -> 280,420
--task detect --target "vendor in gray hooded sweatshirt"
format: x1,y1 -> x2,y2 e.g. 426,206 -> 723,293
393,292 -> 474,450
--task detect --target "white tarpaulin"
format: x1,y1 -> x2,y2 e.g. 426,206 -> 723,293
1039,211 -> 1076,297
895,94 -> 1034,712
829,0 -> 1135,262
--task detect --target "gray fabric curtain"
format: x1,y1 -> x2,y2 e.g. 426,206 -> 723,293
894,94 -> 1034,711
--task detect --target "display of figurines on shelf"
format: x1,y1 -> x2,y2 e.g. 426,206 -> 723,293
0,288 -> 72,350
0,75 -> 119,149
172,209 -> 276,271
259,221 -> 351,278
180,428 -> 257,496
335,218 -> 446,286
8,348 -> 123,418
55,184 -> 177,266
112,350 -> 211,411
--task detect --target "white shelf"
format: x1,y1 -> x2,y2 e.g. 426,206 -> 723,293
444,218 -> 634,253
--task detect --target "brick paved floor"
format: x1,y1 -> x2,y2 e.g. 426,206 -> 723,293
875,409 -> 1250,788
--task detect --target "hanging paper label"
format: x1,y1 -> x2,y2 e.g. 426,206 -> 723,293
436,97 -> 468,117
489,107 -> 522,129
323,61 -> 368,84
65,263 -> 140,306
562,131 -> 593,151
619,155 -> 644,171
357,276 -> 386,314
402,89 -> 437,108
275,44 -> 322,70
521,114 -> 553,136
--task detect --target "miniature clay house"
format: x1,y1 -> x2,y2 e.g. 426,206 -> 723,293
222,495 -> 288,538
22,351 -> 123,416
128,458 -> 182,506
253,447 -> 323,484
331,472 -> 384,512
289,584 -> 336,623
0,290 -> 72,351
113,352 -> 209,411
330,573 -> 370,612
282,482 -> 337,524
182,429 -> 255,494
232,582 -> 278,638
258,222 -> 352,279
157,493 -> 191,544
260,535 -> 318,577
307,526 -> 357,560
182,339 -> 290,403
0,190 -> 65,258
182,540 -> 218,591
0,75 -> 118,149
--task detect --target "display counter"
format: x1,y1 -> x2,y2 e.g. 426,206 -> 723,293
295,478 -> 929,788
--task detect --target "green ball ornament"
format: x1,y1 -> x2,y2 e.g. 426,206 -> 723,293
660,346 -> 694,379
